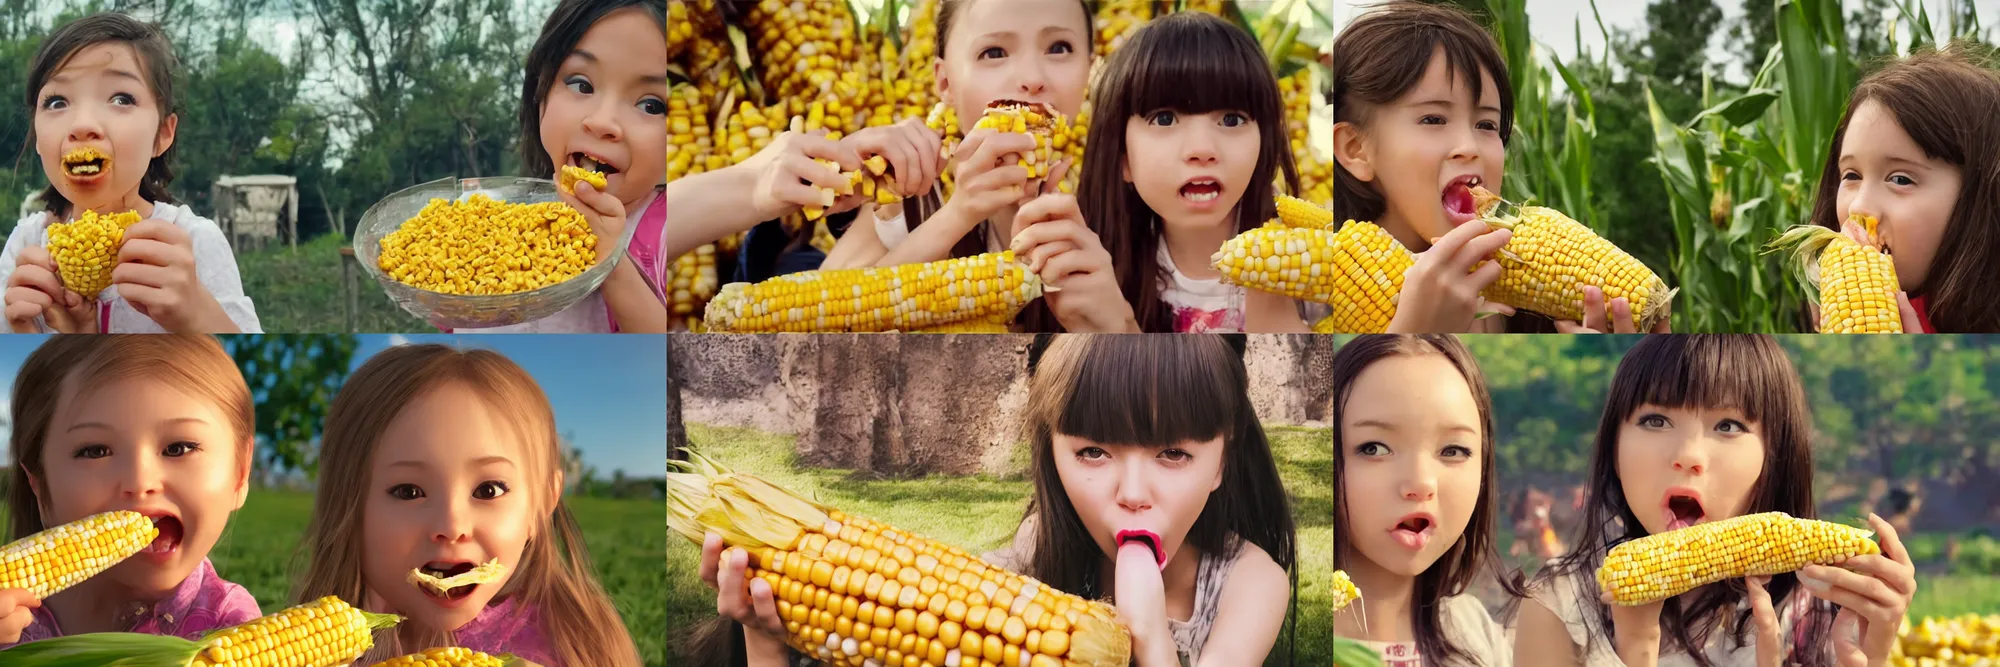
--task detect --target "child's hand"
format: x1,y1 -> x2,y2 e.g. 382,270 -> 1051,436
5,246 -> 93,333
1798,513 -> 1916,667
698,532 -> 787,656
1597,590 -> 1665,667
1746,576 -> 1784,667
1113,542 -> 1176,667
942,128 -> 1036,224
1385,222 -> 1514,333
0,588 -> 40,644
113,221 -> 234,333
841,119 -> 943,203
742,130 -> 860,222
1010,194 -> 1137,333
1556,286 -> 1671,333
561,180 -> 629,255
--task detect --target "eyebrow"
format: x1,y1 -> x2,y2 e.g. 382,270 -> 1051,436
1349,419 -> 1478,434
68,417 -> 207,432
387,455 -> 517,470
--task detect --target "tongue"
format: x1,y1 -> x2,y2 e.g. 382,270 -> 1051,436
145,517 -> 182,554
1443,184 -> 1474,218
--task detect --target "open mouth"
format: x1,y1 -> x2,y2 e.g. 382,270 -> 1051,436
61,147 -> 109,177
1664,490 -> 1706,531
570,152 -> 622,176
1442,175 -> 1482,225
1115,529 -> 1165,568
140,514 -> 182,558
1390,514 -> 1435,550
1179,178 -> 1222,204
416,561 -> 482,601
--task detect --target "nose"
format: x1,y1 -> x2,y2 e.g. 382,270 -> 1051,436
1399,458 -> 1438,502
118,450 -> 164,500
1012,57 -> 1049,99
1113,457 -> 1153,512
1183,122 -> 1219,166
430,494 -> 474,544
65,108 -> 104,145
580,94 -> 622,143
1449,124 -> 1483,164
1670,431 -> 1708,475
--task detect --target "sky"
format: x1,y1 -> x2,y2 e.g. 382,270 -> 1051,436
0,334 -> 666,478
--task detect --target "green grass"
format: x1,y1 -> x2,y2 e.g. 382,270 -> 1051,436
234,233 -> 429,333
3,490 -> 664,666
668,423 -> 1335,665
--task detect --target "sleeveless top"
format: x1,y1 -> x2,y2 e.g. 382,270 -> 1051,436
1349,594 -> 1512,667
1526,570 -> 1814,667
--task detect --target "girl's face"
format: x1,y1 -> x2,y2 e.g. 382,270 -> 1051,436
1332,47 -> 1503,248
1835,99 -> 1956,291
539,7 -> 668,206
30,376 -> 247,596
1614,404 -> 1766,536
936,0 -> 1091,123
1121,109 -> 1262,232
1338,354 -> 1482,578
32,42 -> 176,217
1052,434 -> 1222,568
362,382 -> 538,632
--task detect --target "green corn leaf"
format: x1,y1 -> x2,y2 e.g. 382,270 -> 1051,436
0,633 -> 199,667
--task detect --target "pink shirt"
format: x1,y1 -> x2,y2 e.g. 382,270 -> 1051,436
4,558 -> 261,647
454,596 -> 559,667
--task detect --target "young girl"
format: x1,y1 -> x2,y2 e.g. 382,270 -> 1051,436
1332,334 -> 1510,666
0,13 -> 260,334
696,334 -> 1298,665
1804,46 -> 2000,333
476,0 -> 668,333
0,335 -> 260,645
1331,2 -> 1656,334
294,344 -> 638,666
1509,335 -> 1917,667
1013,12 -> 1308,333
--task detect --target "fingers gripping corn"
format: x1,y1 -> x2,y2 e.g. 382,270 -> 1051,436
1470,187 -> 1675,328
1596,512 -> 1880,606
46,210 -> 141,297
703,251 -> 1042,332
0,510 -> 157,599
668,448 -> 1132,667
377,195 -> 597,296
1765,215 -> 1902,333
557,165 -> 606,195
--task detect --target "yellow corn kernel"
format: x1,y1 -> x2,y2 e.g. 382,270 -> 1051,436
366,647 -> 511,667
377,194 -> 597,296
702,252 -> 1042,333
668,449 -> 1132,667
1597,512 -> 1880,606
558,165 -> 607,195
46,209 -> 142,297
189,596 -> 389,667
1212,221 -> 1413,333
1471,187 -> 1675,328
1331,570 -> 1360,612
0,510 -> 157,599
1275,194 -> 1335,230
1766,219 -> 1902,333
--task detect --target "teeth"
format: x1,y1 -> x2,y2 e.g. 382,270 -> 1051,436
1185,190 -> 1219,202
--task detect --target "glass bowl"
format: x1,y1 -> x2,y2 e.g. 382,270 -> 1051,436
354,176 -> 637,329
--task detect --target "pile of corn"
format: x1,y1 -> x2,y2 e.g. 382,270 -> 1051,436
377,195 -> 597,296
1892,614 -> 2000,667
1596,512 -> 1880,606
1766,214 -> 1902,333
703,250 -> 1039,332
1280,68 -> 1333,206
0,510 -> 157,599
1096,0 -> 1156,57
46,209 -> 142,298
368,648 -> 529,667
668,448 -> 1131,667
0,595 -> 404,666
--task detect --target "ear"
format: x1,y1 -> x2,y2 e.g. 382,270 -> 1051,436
24,469 -> 46,524
231,438 -> 253,511
1332,121 -> 1374,182
933,57 -> 948,101
154,112 -> 178,157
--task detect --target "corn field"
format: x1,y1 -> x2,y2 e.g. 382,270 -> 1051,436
666,0 -> 1333,330
1474,0 -> 1995,332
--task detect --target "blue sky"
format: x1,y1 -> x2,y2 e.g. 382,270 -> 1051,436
0,335 -> 665,478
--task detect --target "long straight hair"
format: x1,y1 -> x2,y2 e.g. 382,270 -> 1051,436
1805,45 -> 2000,333
1502,335 -> 1837,667
295,345 -> 639,667
1330,334 -> 1501,667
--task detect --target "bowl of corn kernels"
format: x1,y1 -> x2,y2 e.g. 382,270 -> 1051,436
355,174 -> 638,329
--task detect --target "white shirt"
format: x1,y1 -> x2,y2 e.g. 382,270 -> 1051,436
0,201 -> 261,333
1156,243 -> 1246,333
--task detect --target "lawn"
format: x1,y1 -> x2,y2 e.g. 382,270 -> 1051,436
2,490 -> 665,666
668,423 -> 1336,665
234,233 -> 430,333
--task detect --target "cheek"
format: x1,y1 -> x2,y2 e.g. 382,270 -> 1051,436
539,94 -> 581,158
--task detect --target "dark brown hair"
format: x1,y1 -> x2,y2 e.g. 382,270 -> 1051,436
1806,45 -> 2000,333
1064,13 -> 1299,332
1502,335 -> 1837,667
23,12 -> 182,217
1331,334 -> 1500,666
1331,1 -> 1513,226
8,335 -> 253,539
519,0 -> 667,178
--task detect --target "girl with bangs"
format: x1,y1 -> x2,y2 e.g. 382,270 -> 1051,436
1011,12 -> 1309,333
696,334 -> 1298,665
1332,334 -> 1509,666
1508,336 -> 1917,667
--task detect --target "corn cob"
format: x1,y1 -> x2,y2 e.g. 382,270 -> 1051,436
1275,194 -> 1335,230
46,209 -> 142,298
1095,0 -> 1154,58
670,244 -> 720,318
1765,215 -> 1902,333
367,647 -> 539,667
1470,187 -> 1674,328
703,251 -> 1041,332
557,165 -> 606,195
668,448 -> 1132,667
1180,0 -> 1228,16
1212,221 -> 1413,333
1596,512 -> 1880,606
1893,614 -> 2000,667
407,559 -> 507,595
0,510 -> 157,599
0,596 -> 403,666
1331,570 -> 1360,612
668,0 -> 693,60
377,195 -> 596,296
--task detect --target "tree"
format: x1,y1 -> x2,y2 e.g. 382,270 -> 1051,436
667,337 -> 686,461
225,334 -> 359,479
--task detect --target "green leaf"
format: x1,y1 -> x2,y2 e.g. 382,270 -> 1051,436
1334,637 -> 1385,667
1690,89 -> 1780,128
0,633 -> 199,666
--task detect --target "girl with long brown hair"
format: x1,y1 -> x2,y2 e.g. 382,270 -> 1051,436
295,345 -> 638,666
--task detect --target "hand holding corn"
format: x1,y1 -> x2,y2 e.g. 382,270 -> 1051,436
1766,214 -> 1910,333
1596,512 -> 1882,606
5,245 -> 94,333
1468,187 -> 1675,329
